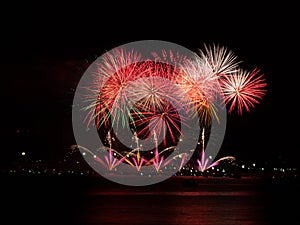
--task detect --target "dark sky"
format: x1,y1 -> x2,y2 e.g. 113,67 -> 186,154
1,2 -> 299,166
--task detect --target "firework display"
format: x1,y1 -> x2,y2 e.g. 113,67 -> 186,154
72,40 -> 267,185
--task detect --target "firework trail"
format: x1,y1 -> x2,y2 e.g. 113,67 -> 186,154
75,144 -> 126,172
145,131 -> 175,172
197,129 -> 236,172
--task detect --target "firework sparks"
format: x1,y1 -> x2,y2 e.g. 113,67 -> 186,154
219,68 -> 267,115
83,49 -> 145,129
197,43 -> 240,76
131,99 -> 184,145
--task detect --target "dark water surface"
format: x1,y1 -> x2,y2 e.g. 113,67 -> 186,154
1,175 -> 299,225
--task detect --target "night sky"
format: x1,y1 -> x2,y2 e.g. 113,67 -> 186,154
1,2 -> 299,167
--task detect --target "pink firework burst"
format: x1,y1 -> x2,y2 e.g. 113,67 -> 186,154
219,68 -> 267,115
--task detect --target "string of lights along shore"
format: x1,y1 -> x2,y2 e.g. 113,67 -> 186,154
72,40 -> 267,186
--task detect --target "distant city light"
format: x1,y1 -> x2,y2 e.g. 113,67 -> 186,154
21,152 -> 26,156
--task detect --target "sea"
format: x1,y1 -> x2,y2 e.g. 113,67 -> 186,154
1,174 -> 299,225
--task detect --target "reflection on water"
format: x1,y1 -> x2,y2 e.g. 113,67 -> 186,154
88,190 -> 257,196
1,175 -> 299,225
78,176 -> 296,225
84,193 -> 267,225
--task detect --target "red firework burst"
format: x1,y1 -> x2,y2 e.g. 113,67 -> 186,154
219,68 -> 267,115
131,98 -> 184,146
